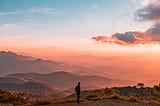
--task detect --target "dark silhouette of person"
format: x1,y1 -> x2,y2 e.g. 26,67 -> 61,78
75,82 -> 81,103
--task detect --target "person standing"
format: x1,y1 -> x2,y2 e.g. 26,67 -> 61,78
75,82 -> 81,103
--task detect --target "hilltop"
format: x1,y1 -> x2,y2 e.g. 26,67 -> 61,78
1,85 -> 160,106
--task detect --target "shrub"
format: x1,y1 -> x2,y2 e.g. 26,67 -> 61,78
127,96 -> 138,102
85,94 -> 98,101
107,94 -> 121,99
53,98 -> 77,103
0,89 -> 26,105
154,85 -> 160,91
0,103 -> 14,106
30,98 -> 53,105
104,88 -> 112,94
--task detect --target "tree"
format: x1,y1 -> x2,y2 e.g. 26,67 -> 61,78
137,83 -> 145,88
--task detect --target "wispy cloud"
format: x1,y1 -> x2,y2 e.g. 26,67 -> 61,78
132,0 -> 150,5
142,0 -> 151,6
0,8 -> 57,15
0,24 -> 19,31
90,4 -> 98,9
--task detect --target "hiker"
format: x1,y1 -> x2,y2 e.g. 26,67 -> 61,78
75,82 -> 81,103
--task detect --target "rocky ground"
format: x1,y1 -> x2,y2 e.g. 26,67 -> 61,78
41,99 -> 159,106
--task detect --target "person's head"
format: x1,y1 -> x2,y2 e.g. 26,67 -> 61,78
78,82 -> 80,86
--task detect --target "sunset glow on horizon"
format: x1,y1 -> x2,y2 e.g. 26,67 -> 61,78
1,0 -> 160,54
0,0 -> 160,81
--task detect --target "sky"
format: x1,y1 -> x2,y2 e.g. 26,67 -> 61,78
0,0 -> 160,56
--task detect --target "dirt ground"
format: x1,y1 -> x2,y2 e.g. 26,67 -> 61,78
42,99 -> 159,106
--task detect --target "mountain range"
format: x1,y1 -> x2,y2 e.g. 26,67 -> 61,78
0,51 -> 95,75
0,71 -> 136,97
0,51 -> 137,97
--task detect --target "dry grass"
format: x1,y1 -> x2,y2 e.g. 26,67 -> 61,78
1,85 -> 160,105
29,98 -> 53,105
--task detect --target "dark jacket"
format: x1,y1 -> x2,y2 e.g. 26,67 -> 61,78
75,85 -> 81,94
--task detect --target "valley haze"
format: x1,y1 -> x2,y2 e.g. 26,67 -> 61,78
0,51 -> 159,86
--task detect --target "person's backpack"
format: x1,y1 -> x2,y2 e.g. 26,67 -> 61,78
75,85 -> 78,92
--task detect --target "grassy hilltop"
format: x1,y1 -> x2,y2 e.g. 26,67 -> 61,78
1,84 -> 160,106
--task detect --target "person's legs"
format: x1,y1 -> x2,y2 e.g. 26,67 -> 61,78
77,93 -> 80,103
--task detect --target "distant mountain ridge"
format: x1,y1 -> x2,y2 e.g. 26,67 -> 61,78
0,51 -> 34,61
0,51 -> 69,75
0,51 -> 96,75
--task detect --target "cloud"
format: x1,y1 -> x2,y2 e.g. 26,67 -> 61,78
136,0 -> 160,21
142,0 -> 151,6
26,8 -> 56,14
92,22 -> 160,45
132,0 -> 151,6
0,24 -> 19,31
92,0 -> 160,45
0,8 -> 57,15
91,4 -> 98,9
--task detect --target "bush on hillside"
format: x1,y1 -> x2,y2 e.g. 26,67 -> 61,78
85,94 -> 99,101
0,89 -> 26,105
127,96 -> 138,102
107,93 -> 121,99
30,98 -> 53,105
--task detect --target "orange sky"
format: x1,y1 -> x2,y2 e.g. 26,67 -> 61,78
0,0 -> 160,82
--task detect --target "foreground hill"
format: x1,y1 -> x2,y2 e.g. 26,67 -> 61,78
1,85 -> 160,106
46,85 -> 160,106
